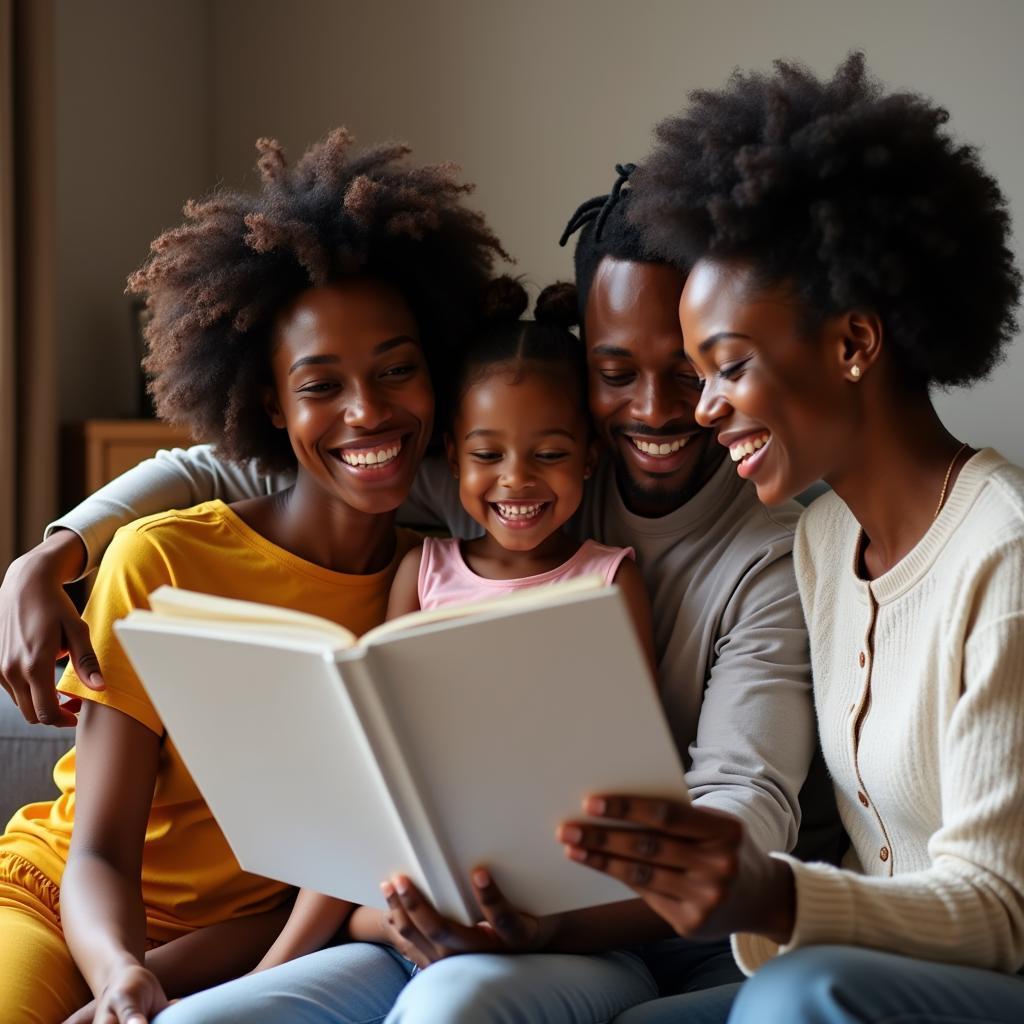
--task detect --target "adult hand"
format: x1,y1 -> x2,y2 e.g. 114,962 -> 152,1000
90,963 -> 168,1024
557,795 -> 795,943
380,869 -> 555,968
64,998 -> 179,1024
0,529 -> 102,726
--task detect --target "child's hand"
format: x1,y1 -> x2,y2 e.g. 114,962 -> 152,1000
557,794 -> 796,943
91,963 -> 169,1024
380,870 -> 555,968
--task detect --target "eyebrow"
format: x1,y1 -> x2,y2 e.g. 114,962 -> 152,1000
590,343 -> 687,359
464,428 -> 577,441
698,332 -> 752,354
288,335 -> 417,374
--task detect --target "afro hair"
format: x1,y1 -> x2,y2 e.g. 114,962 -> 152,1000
128,128 -> 508,471
629,53 -> 1021,388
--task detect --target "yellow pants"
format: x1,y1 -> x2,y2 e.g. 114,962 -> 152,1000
0,852 -> 91,1024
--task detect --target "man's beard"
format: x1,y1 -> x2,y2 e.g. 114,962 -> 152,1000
610,432 -> 724,518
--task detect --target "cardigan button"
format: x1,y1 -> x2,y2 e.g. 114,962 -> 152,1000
879,846 -> 889,862
858,791 -> 869,807
859,651 -> 866,668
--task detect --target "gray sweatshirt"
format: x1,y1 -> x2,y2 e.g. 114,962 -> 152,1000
49,446 -> 825,857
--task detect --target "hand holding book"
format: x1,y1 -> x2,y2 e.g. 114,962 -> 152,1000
378,868 -> 554,968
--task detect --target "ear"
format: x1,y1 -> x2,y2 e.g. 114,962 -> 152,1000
834,310 -> 884,382
584,437 -> 600,480
263,387 -> 286,430
444,433 -> 459,479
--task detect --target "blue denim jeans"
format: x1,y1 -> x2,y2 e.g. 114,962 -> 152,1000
727,945 -> 1024,1024
155,937 -> 740,1024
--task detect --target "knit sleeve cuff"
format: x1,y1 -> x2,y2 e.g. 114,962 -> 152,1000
732,853 -> 856,975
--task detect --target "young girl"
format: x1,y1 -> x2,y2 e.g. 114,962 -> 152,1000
0,129 -> 504,1024
237,276 -> 656,980
388,276 -> 655,648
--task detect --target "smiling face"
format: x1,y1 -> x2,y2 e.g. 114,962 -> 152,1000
584,257 -> 723,517
447,363 -> 595,553
267,278 -> 434,515
681,258 -> 860,506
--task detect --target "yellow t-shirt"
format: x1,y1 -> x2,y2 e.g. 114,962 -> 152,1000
1,500 -> 417,941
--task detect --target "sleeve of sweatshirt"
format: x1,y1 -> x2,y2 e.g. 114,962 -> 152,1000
685,541 -> 815,859
734,546 -> 1024,976
45,444 -> 287,577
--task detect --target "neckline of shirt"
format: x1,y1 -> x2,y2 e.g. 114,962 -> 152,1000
604,452 -> 750,537
446,536 -> 600,586
846,448 -> 1006,604
206,499 -> 408,587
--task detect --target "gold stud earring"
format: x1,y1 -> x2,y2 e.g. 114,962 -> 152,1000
850,365 -> 862,380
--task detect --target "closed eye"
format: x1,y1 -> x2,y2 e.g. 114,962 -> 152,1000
719,359 -> 750,381
599,372 -> 635,386
468,450 -> 501,462
296,380 -> 338,395
381,363 -> 418,379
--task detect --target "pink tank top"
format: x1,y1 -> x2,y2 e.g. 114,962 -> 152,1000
417,536 -> 635,611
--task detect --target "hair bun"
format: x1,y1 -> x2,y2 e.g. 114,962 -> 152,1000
534,281 -> 579,329
481,275 -> 529,323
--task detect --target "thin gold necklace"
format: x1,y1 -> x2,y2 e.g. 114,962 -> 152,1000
934,441 -> 970,519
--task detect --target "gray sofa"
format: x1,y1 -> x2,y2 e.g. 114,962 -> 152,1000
0,693 -> 73,825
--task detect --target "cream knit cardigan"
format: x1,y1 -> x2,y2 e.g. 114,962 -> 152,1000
735,448 -> 1024,974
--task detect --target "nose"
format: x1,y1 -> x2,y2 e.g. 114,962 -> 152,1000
343,380 -> 391,431
499,453 -> 535,490
694,377 -> 728,429
632,374 -> 679,429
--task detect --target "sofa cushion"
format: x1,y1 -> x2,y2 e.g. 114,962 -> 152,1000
0,695 -> 74,828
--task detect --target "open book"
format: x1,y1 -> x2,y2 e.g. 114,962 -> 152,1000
114,577 -> 688,925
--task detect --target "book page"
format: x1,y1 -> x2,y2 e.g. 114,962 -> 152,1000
145,585 -> 357,647
356,587 -> 688,919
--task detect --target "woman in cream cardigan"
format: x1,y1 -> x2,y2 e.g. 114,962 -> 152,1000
554,54 -> 1024,1023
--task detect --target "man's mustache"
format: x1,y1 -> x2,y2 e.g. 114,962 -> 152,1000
611,424 -> 709,440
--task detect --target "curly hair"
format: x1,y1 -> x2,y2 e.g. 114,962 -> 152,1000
128,129 -> 508,471
559,163 -> 662,325
447,277 -> 587,424
629,53 -> 1021,388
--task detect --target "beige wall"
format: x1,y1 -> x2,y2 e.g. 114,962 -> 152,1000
55,0 -> 211,422
56,0 -> 1024,462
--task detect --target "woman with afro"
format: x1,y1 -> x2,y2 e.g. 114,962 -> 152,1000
558,54 -> 1024,1023
0,128 -> 505,1023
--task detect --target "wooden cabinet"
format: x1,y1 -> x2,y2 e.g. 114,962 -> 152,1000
64,419 -> 195,500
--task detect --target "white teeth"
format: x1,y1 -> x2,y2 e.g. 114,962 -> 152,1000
729,434 -> 770,463
495,502 -> 546,519
632,437 -> 687,457
338,442 -> 401,467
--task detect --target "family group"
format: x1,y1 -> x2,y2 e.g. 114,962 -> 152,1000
1,53 -> 1022,1024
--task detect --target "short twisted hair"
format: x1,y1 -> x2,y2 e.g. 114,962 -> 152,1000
630,53 -> 1021,388
559,163 -> 662,325
128,129 -> 507,471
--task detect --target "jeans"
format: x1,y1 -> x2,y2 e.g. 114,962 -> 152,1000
155,937 -> 740,1024
727,945 -> 1024,1024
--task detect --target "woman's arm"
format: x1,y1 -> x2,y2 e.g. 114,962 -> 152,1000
60,700 -> 169,1023
559,602 -> 1024,974
0,446 -> 279,728
612,558 -> 658,680
385,545 -> 424,620
49,445 -> 280,578
252,890 -> 358,973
